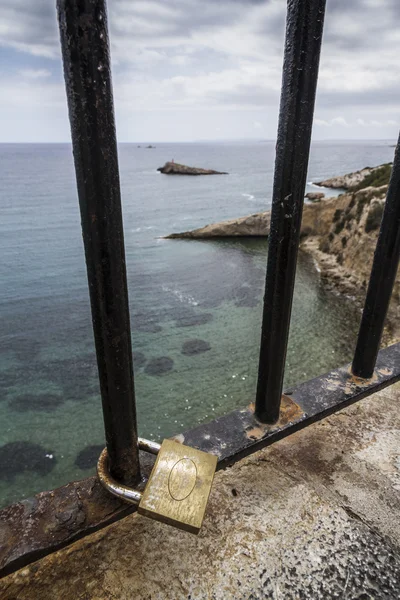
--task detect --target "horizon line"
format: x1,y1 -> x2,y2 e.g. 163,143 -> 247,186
0,138 -> 397,145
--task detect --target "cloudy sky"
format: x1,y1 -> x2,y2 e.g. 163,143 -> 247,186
0,0 -> 399,142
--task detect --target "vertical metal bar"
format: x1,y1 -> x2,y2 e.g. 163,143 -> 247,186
57,0 -> 140,484
255,0 -> 326,423
352,135 -> 400,378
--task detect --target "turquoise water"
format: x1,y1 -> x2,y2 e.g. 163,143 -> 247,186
0,140 -> 395,508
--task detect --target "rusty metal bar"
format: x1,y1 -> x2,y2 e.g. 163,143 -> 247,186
57,0 -> 140,485
1,342 -> 399,577
352,134 -> 400,378
255,0 -> 326,423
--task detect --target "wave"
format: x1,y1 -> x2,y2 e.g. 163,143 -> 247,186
161,284 -> 199,306
242,193 -> 255,201
307,180 -> 328,189
131,225 -> 156,233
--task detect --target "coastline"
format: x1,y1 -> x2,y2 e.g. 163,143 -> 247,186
165,165 -> 399,344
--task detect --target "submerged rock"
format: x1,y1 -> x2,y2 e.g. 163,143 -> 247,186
159,305 -> 198,322
8,394 -> 64,412
13,338 -> 42,362
75,445 -> 104,470
41,356 -> 99,403
135,322 -> 163,334
144,356 -> 174,376
157,162 -> 228,176
133,352 -> 147,368
0,441 -> 56,481
133,310 -> 164,334
0,371 -> 17,393
234,287 -> 260,308
175,313 -> 213,327
181,339 -> 211,356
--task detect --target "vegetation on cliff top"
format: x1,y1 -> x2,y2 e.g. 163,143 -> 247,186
353,163 -> 392,191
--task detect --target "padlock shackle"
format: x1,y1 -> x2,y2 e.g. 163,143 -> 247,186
97,448 -> 143,505
97,439 -> 161,504
138,438 -> 162,456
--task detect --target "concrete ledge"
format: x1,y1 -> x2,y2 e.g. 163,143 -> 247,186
1,383 -> 399,599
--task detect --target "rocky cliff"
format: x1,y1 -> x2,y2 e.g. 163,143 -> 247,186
165,212 -> 271,238
165,164 -> 399,341
314,163 -> 392,190
301,183 -> 399,342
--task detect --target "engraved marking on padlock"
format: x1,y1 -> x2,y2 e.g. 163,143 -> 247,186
138,439 -> 218,534
168,457 -> 197,501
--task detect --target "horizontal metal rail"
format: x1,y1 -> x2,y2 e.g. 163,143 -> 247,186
1,342 -> 399,578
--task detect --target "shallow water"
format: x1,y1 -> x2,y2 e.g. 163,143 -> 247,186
0,140 -> 395,507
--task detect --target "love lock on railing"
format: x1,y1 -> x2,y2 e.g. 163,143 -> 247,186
97,439 -> 217,534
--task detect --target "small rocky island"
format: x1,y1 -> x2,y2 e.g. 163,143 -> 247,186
157,162 -> 228,175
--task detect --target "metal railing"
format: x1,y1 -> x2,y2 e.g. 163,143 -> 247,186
57,0 -> 141,486
0,0 -> 399,577
255,0 -> 326,423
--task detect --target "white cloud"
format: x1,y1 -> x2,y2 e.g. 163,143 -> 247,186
19,68 -> 51,79
331,117 -> 349,127
314,117 -> 348,127
0,78 -> 65,110
356,118 -> 399,127
0,0 -> 400,141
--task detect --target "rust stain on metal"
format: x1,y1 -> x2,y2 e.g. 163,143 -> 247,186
324,369 -> 381,396
325,376 -> 342,391
246,395 -> 304,440
378,367 -> 393,377
0,452 -> 155,579
343,368 -> 379,395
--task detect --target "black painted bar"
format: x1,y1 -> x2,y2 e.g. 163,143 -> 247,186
57,0 -> 140,485
255,0 -> 326,423
352,134 -> 400,378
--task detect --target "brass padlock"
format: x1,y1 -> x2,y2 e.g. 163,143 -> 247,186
98,438 -> 217,534
139,439 -> 217,534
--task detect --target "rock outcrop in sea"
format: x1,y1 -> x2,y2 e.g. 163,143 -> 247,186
314,163 -> 392,190
164,163 -> 399,342
157,162 -> 228,175
165,212 -> 270,239
305,192 -> 325,201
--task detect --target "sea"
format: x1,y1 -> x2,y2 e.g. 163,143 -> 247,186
0,140 -> 395,508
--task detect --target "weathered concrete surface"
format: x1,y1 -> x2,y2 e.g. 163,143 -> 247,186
1,383 -> 400,599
